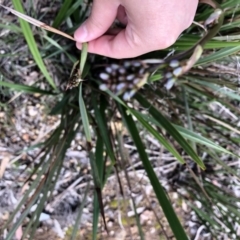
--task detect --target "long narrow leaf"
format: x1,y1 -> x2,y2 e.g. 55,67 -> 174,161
9,2 -> 57,88
79,83 -> 91,142
0,81 -> 55,95
136,94 -> 205,169
119,104 -> 189,240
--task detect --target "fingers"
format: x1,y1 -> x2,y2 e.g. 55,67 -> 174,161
74,0 -> 119,42
76,28 -> 145,59
116,5 -> 128,25
74,0 -> 199,59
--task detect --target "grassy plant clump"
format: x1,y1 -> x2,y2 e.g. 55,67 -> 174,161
0,0 -> 240,239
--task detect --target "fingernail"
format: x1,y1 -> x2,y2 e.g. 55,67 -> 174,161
74,23 -> 88,42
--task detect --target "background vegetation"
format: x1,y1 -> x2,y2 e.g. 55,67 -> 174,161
0,0 -> 240,239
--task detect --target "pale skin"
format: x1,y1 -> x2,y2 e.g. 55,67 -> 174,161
74,0 -> 199,59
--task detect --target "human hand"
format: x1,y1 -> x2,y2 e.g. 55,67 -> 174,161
74,0 -> 198,59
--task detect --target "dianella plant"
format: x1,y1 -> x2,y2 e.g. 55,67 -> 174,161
0,0 -> 240,239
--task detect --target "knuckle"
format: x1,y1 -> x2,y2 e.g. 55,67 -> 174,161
154,34 -> 178,50
125,27 -> 142,48
88,15 -> 104,30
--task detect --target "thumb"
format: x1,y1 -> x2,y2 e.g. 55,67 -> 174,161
74,0 -> 119,42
